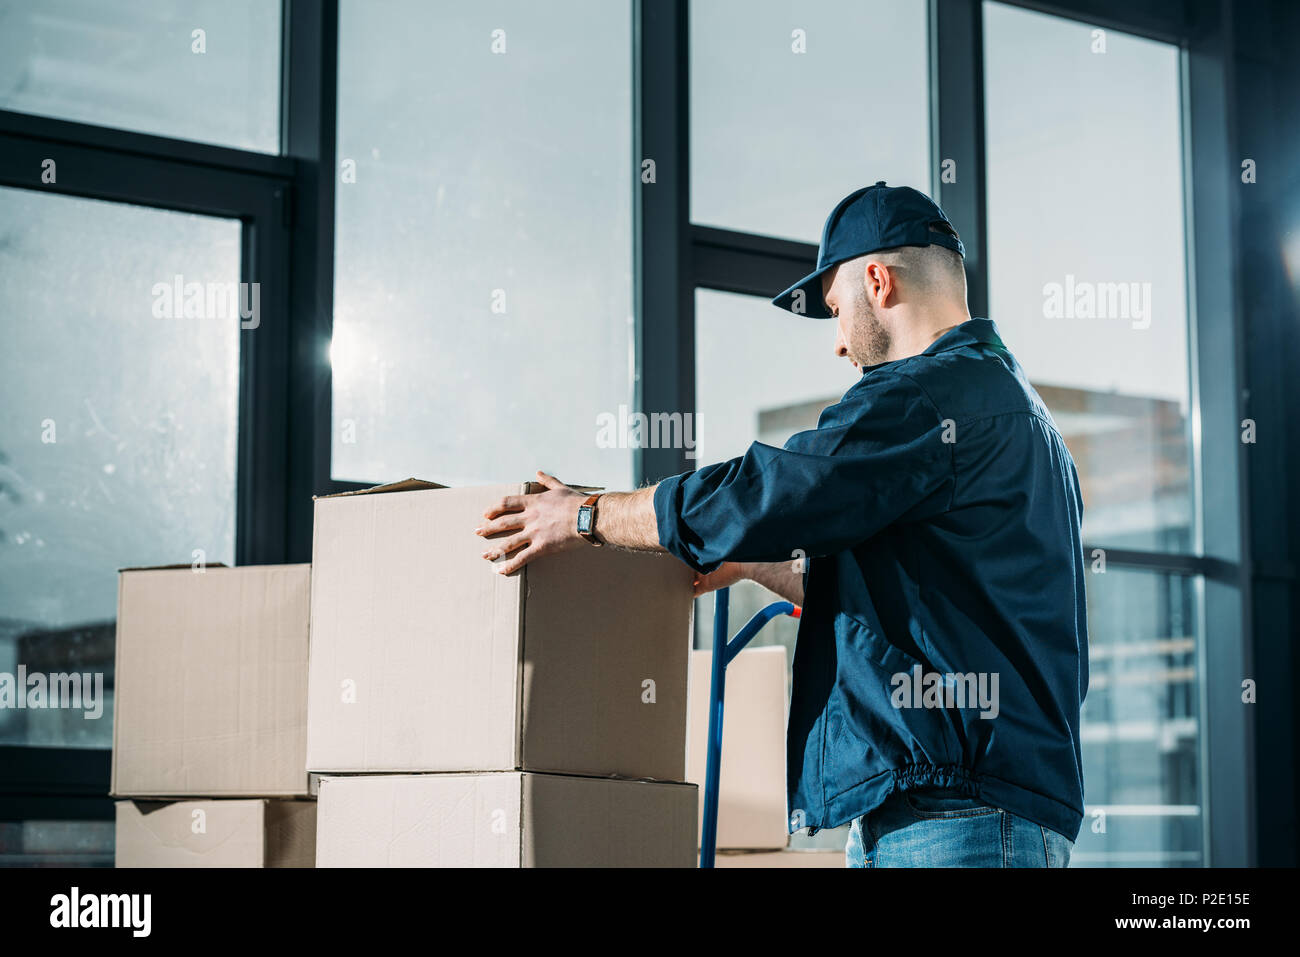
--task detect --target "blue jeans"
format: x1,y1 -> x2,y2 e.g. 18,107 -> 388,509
845,787 -> 1073,867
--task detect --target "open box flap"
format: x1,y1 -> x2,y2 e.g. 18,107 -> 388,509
118,562 -> 230,573
318,478 -> 604,500
313,478 -> 448,500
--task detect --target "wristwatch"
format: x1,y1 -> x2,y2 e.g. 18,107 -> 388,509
576,494 -> 603,546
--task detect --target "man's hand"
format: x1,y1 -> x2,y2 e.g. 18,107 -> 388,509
476,472 -> 665,575
692,561 -> 749,597
476,471 -> 586,575
692,560 -> 805,605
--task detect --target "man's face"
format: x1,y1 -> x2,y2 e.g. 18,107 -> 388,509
822,261 -> 891,370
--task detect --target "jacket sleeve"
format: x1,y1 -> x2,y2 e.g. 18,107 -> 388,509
653,370 -> 954,574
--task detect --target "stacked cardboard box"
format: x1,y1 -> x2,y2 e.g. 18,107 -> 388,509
687,645 -> 840,867
308,480 -> 699,867
111,564 -> 317,867
116,799 -> 315,868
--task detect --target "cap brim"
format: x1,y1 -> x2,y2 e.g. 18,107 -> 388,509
771,262 -> 837,318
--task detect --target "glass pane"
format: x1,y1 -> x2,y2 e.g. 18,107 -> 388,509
693,289 -> 860,850
0,186 -> 240,747
332,0 -> 634,490
0,0 -> 281,152
691,0 -> 931,242
0,820 -> 115,867
1076,568 -> 1204,867
983,1 -> 1192,552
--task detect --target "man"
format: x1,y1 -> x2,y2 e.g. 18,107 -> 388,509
475,182 -> 1088,868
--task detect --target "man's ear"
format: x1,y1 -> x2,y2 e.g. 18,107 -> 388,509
863,258 -> 892,306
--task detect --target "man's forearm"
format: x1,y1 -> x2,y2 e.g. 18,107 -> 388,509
599,490 -> 804,603
743,560 -> 805,605
593,486 -> 664,552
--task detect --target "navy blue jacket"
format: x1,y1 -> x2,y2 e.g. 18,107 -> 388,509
654,318 -> 1088,842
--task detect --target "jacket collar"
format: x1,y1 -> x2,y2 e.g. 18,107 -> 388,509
921,317 -> 1003,355
856,318 -> 1004,377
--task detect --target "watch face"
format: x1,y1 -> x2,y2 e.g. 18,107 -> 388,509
577,507 -> 593,534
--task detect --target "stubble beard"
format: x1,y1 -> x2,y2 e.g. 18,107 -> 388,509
848,285 -> 891,367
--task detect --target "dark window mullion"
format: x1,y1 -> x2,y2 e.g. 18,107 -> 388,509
635,0 -> 693,485
995,0 -> 1190,46
282,0 -> 339,558
0,110 -> 294,179
933,0 -> 988,318
690,226 -> 816,300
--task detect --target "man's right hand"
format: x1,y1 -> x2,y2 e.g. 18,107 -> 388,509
692,560 -> 805,606
692,561 -> 749,597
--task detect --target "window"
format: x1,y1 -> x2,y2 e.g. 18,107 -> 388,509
983,0 -> 1192,552
331,0 -> 635,490
0,0 -> 281,152
690,0 -> 931,242
1075,569 -> 1204,866
0,186 -> 241,747
984,0 -> 1206,866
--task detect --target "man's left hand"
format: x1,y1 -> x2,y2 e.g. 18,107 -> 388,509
476,470 -> 587,575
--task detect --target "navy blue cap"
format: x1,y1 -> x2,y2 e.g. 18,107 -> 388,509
771,181 -> 965,318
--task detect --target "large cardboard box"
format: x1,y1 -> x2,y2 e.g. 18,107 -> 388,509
112,564 -> 312,798
306,480 -> 694,781
316,772 -> 697,867
115,799 -> 316,868
712,849 -> 844,868
686,645 -> 789,849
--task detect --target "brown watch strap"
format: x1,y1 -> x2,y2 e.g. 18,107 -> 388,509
579,494 -> 603,546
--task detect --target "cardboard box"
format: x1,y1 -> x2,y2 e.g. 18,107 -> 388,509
112,564 -> 312,797
711,849 -> 844,868
686,645 -> 789,849
306,480 -> 694,781
316,772 -> 697,867
115,799 -> 316,868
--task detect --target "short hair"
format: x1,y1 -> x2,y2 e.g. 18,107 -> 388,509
869,221 -> 967,297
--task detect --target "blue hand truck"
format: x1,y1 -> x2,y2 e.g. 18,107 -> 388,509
699,585 -> 801,868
